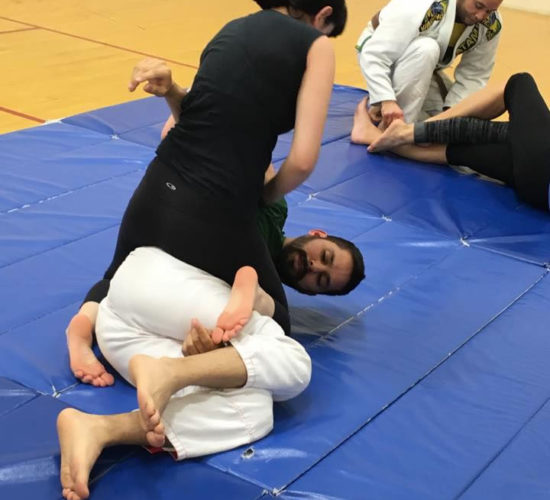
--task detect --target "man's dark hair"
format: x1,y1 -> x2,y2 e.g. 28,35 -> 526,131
323,235 -> 365,295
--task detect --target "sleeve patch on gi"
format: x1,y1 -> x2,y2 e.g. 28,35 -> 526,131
481,13 -> 502,41
419,0 -> 449,32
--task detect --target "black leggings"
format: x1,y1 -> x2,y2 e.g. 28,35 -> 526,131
85,157 -> 290,334
445,73 -> 550,211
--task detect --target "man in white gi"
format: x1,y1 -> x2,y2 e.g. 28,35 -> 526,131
57,247 -> 311,500
353,0 -> 503,133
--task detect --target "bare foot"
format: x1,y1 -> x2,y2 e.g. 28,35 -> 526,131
129,354 -> 178,445
214,266 -> 258,343
67,314 -> 114,387
57,408 -> 106,500
351,97 -> 383,145
367,119 -> 414,152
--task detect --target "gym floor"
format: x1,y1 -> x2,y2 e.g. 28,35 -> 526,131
1,0 -> 549,135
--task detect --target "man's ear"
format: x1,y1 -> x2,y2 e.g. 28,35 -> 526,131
308,228 -> 327,238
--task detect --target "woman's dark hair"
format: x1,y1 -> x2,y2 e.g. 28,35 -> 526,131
253,1 -> 347,37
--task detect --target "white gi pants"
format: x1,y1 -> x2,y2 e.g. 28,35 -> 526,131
95,247 -> 311,460
359,37 -> 449,122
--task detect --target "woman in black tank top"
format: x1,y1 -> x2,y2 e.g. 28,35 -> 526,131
66,0 -> 348,388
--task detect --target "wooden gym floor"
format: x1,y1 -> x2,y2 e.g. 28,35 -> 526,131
1,0 -> 549,135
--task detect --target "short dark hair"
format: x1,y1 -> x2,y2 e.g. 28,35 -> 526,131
324,235 -> 365,295
253,0 -> 347,37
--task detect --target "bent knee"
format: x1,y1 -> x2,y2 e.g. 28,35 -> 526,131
405,37 -> 440,66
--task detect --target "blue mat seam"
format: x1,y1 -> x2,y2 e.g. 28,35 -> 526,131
455,393 -> 550,499
0,300 -> 81,338
0,393 -> 41,419
0,167 -> 147,218
0,219 -> 122,274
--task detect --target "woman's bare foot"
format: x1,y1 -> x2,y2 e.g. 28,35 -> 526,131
129,354 -> 179,444
351,97 -> 383,145
67,314 -> 114,387
57,408 -> 106,500
213,266 -> 258,344
367,119 -> 414,152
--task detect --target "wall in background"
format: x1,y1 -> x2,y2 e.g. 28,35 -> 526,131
504,0 -> 550,15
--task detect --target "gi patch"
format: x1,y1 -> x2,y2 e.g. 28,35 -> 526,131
482,12 -> 502,41
419,0 -> 449,32
456,25 -> 479,55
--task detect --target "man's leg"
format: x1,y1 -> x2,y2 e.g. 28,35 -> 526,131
57,409 -> 156,500
57,359 -> 272,498
392,37 -> 440,122
418,71 -> 452,120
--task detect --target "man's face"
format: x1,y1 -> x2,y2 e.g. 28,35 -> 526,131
276,235 -> 353,295
456,0 -> 502,25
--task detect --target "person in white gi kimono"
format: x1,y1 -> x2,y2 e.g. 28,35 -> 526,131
353,0 -> 503,133
57,247 -> 311,500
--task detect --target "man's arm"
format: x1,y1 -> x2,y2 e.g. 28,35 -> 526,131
358,0 -> 433,108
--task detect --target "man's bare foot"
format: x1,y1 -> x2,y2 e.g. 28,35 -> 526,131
213,266 -> 258,344
367,119 -> 414,152
129,354 -> 178,445
67,314 -> 114,387
58,408 -> 106,500
351,97 -> 383,145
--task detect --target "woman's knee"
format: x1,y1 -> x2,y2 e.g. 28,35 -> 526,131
504,72 -> 536,107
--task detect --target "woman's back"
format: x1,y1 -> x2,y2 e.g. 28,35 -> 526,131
157,9 -> 321,206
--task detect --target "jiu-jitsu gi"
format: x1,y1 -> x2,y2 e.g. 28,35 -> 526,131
357,0 -> 502,121
95,246 -> 311,460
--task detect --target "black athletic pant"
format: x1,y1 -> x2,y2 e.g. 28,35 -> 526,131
85,157 -> 290,334
446,73 -> 550,211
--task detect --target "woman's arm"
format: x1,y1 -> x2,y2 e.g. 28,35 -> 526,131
263,36 -> 335,204
128,58 -> 188,124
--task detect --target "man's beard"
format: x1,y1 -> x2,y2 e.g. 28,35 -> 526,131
276,242 -> 309,288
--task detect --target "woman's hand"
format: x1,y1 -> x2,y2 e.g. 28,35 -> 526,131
128,58 -> 174,97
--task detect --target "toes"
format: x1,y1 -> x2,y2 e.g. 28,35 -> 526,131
222,325 -> 242,342
211,327 -> 224,344
153,421 -> 165,435
144,398 -> 157,418
94,378 -> 106,388
100,372 -> 115,386
148,410 -> 161,428
146,430 -> 166,448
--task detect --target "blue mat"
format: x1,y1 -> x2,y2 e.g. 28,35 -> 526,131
1,85 -> 549,499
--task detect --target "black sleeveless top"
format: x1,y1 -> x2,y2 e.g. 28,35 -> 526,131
156,9 -> 322,210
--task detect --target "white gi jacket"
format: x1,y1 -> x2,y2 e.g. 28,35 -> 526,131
357,0 -> 503,108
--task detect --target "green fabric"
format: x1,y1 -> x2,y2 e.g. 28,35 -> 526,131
257,198 -> 288,260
